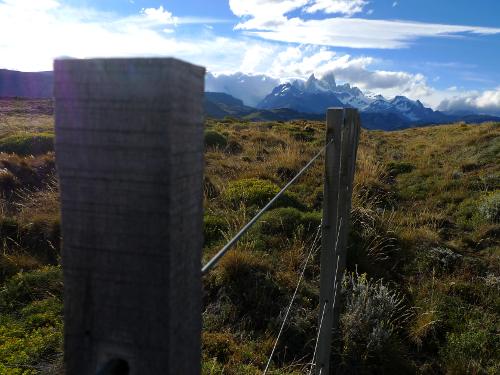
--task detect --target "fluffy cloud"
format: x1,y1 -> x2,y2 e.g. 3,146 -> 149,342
140,6 -> 178,30
304,0 -> 369,16
252,46 -> 433,100
230,0 -> 369,30
205,72 -> 280,106
229,0 -> 500,49
438,89 -> 500,115
248,18 -> 500,49
0,0 -> 255,72
205,45 -> 436,106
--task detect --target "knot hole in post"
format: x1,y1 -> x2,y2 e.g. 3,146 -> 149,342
97,358 -> 130,375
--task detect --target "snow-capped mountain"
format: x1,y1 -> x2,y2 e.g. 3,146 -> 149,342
258,73 -> 449,124
258,81 -> 344,114
364,95 -> 450,122
292,74 -> 372,109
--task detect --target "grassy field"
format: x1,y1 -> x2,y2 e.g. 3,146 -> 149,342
0,98 -> 498,374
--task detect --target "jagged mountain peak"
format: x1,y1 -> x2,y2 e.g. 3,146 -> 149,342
321,72 -> 337,89
261,74 -> 451,124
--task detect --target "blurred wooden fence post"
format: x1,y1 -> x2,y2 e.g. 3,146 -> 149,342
54,58 -> 205,375
316,108 -> 361,374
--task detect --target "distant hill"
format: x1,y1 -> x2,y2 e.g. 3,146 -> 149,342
204,92 -> 322,122
2,69 -> 499,130
204,92 -> 255,118
0,69 -> 53,98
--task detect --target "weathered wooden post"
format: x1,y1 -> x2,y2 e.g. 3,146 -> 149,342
54,58 -> 205,375
315,108 -> 360,374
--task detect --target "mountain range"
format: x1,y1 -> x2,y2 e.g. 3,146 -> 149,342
0,69 -> 53,98
1,69 -> 499,130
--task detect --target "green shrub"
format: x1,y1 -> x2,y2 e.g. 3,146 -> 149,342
205,130 -> 228,149
211,251 -> 284,330
442,325 -> 499,374
456,190 -> 500,230
0,168 -> 19,196
0,297 -> 62,373
204,214 -> 228,246
204,176 -> 219,199
0,216 -> 60,264
202,332 -> 237,363
477,190 -> 500,223
223,178 -> 303,209
387,161 -> 415,176
250,208 -> 321,250
225,140 -> 243,154
21,217 -> 61,263
0,133 -> 54,156
339,272 -> 411,373
0,266 -> 62,313
416,246 -> 463,274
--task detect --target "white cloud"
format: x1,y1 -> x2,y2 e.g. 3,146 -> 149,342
438,89 -> 500,115
141,6 -> 178,26
229,0 -> 500,49
230,0 -> 369,31
0,0 -> 253,72
247,17 -> 500,49
2,0 -> 59,10
223,44 -> 437,104
243,45 -> 432,98
240,45 -> 275,73
205,72 -> 280,106
393,1 -> 398,7
0,0 -> 496,115
304,0 -> 369,16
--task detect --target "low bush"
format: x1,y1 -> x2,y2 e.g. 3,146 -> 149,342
0,168 -> 19,197
225,140 -> 243,154
250,207 -> 321,250
20,217 -> 61,263
339,272 -> 411,373
223,178 -> 303,209
0,216 -> 60,264
202,332 -> 237,363
204,214 -> 228,246
211,251 -> 284,330
387,161 -> 415,176
0,296 -> 62,374
0,133 -> 54,156
0,266 -> 62,313
205,130 -> 228,149
456,190 -> 500,230
442,324 -> 499,374
477,190 -> 500,223
0,253 -> 40,283
204,176 -> 219,199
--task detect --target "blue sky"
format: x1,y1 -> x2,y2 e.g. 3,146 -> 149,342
1,0 -> 499,113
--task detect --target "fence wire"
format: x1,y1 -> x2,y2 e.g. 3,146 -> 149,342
201,139 -> 333,274
263,224 -> 322,375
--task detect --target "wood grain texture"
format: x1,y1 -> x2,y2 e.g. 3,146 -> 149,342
54,58 -> 205,375
316,108 -> 361,375
316,108 -> 343,375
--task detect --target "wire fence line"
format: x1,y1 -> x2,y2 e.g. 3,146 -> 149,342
200,139 -> 335,373
201,139 -> 334,274
200,138 -> 338,374
308,217 -> 344,375
263,224 -> 323,375
308,300 -> 327,375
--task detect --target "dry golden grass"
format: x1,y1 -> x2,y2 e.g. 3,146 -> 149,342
0,108 -> 498,374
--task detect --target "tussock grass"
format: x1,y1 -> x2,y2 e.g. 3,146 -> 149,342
0,102 -> 498,374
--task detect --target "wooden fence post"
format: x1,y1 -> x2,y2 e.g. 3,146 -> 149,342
315,108 -> 361,374
54,58 -> 205,375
